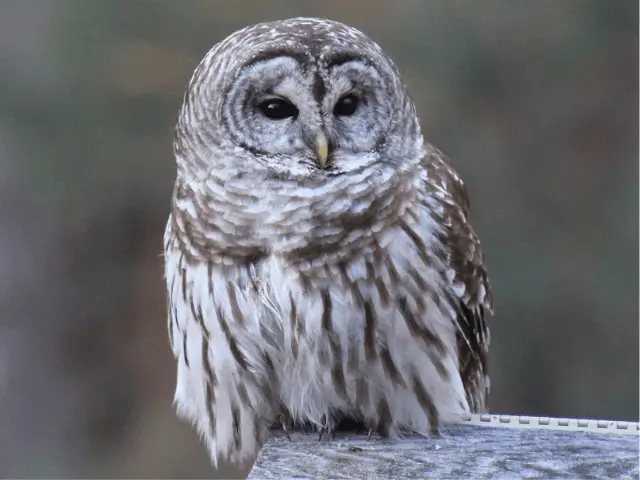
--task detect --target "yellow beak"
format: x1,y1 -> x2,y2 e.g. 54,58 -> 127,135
314,133 -> 329,169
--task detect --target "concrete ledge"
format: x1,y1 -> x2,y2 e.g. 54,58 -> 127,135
249,414 -> 640,479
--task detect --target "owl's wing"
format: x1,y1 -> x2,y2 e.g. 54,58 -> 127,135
421,146 -> 494,412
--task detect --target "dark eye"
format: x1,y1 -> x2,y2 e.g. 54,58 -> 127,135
333,93 -> 359,117
258,98 -> 298,120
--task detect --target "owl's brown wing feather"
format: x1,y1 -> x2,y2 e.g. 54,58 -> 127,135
422,146 -> 493,412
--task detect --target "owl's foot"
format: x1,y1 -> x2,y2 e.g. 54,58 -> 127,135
317,426 -> 337,441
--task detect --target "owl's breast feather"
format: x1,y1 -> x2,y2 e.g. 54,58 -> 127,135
255,200 -> 467,430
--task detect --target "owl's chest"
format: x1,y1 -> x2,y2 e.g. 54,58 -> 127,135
250,220 -> 454,417
255,218 -> 446,352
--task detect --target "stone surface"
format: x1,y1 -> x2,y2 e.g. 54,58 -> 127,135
249,422 -> 639,479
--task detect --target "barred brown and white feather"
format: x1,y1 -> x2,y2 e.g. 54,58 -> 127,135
422,146 -> 493,412
164,17 -> 493,468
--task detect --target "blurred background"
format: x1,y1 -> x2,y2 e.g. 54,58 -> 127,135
0,0 -> 637,477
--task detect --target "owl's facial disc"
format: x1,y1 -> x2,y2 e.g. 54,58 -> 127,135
221,51 -> 394,177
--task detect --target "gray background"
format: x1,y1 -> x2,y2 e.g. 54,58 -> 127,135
0,0 -> 637,477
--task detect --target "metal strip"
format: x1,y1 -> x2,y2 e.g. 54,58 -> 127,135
459,413 -> 640,435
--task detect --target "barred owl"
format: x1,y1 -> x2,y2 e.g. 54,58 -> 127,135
164,17 -> 493,468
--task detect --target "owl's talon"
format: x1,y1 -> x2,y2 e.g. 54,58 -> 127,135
281,423 -> 292,442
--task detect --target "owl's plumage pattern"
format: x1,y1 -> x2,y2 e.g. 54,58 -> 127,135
164,18 -> 493,467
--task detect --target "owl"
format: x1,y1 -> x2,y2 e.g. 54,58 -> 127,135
164,17 -> 493,468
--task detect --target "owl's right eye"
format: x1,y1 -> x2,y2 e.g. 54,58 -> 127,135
258,98 -> 299,120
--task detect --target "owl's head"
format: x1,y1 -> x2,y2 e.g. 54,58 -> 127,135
174,18 -> 424,183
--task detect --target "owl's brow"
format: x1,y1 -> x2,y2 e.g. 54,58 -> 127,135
241,48 -> 310,71
324,51 -> 368,69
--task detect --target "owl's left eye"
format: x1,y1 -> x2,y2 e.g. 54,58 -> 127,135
333,93 -> 360,117
258,98 -> 299,120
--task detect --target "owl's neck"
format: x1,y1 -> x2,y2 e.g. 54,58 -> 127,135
171,159 -> 422,266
